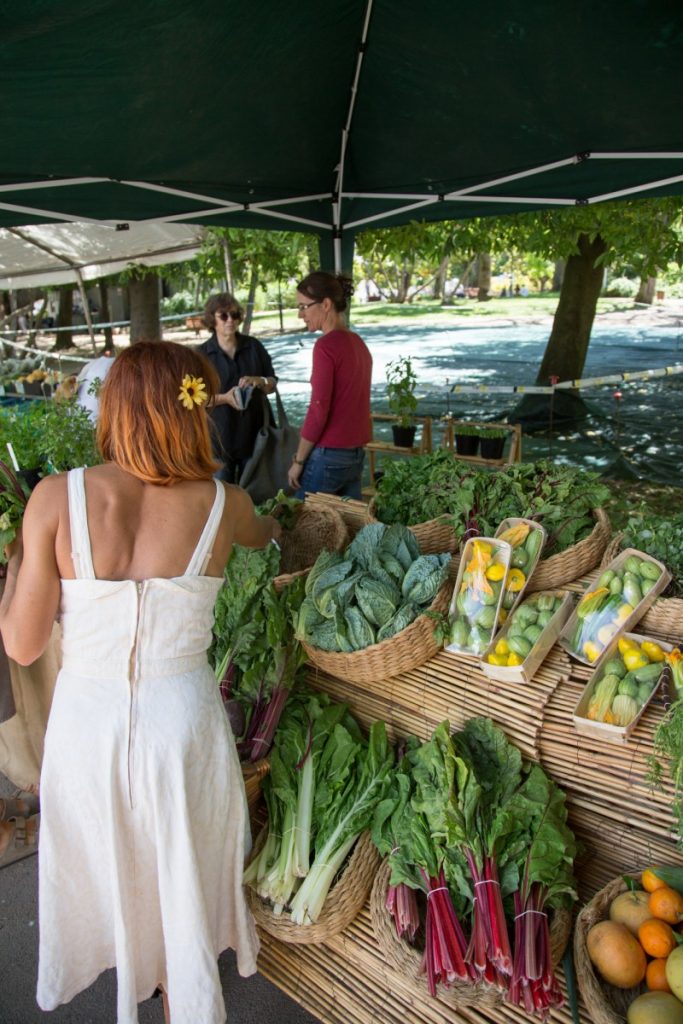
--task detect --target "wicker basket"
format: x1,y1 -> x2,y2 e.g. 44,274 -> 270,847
273,503 -> 350,592
574,873 -> 645,1024
600,532 -> 683,638
370,859 -> 572,1007
241,758 -> 270,816
302,581 -> 451,684
526,507 -> 612,592
247,829 -> 380,944
366,498 -> 457,556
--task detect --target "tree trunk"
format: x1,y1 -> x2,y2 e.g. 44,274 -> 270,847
242,267 -> 258,334
552,259 -> 565,292
477,253 -> 491,301
512,233 -> 606,426
434,256 -> 449,302
53,287 -> 74,350
635,276 -> 656,304
98,281 -> 114,348
222,236 -> 234,294
396,264 -> 412,303
128,271 -> 161,343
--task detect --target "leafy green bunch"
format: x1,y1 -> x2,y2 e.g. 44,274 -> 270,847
622,510 -> 683,596
374,455 -> 610,558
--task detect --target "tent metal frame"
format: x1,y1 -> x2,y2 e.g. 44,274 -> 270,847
1,152 -> 683,271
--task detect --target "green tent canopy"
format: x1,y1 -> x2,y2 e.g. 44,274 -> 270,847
2,0 -> 683,268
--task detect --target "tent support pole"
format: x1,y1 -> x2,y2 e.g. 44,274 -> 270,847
75,270 -> 98,355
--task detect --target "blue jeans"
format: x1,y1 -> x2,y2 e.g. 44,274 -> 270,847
296,446 -> 365,500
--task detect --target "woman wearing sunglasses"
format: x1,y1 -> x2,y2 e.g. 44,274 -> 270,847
287,272 -> 372,499
198,293 -> 278,483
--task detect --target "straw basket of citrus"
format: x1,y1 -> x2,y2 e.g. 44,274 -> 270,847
575,866 -> 683,1023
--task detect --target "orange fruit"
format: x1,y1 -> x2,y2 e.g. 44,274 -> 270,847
638,918 -> 678,958
643,868 -> 669,894
646,957 -> 673,992
649,887 -> 683,925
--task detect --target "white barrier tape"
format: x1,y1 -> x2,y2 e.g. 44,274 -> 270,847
0,336 -> 89,364
450,363 -> 683,395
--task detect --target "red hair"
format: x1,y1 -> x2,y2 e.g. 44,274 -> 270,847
96,341 -> 219,485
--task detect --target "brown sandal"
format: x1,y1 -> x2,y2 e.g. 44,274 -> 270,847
0,791 -> 39,821
0,814 -> 40,869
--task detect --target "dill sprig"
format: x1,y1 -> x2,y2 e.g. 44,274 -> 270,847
648,699 -> 683,849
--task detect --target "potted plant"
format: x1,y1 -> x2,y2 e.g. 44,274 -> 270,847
386,356 -> 418,448
478,427 -> 508,460
453,422 -> 480,457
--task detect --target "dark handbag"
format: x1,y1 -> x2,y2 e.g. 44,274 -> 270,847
238,388 -> 299,503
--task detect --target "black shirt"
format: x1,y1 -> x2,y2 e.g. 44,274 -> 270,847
197,332 -> 277,460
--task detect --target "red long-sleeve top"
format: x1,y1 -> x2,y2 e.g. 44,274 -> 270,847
301,329 -> 372,448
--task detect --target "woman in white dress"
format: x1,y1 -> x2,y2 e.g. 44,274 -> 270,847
0,341 -> 278,1024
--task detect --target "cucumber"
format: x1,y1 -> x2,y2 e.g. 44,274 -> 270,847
624,555 -> 643,575
525,528 -> 543,561
477,605 -> 497,630
632,662 -> 664,685
511,548 -> 529,569
609,576 -> 623,596
598,569 -> 615,587
524,624 -> 544,645
603,657 -> 627,679
622,578 -> 643,607
449,618 -> 469,647
508,635 -> 532,658
639,559 -> 662,582
640,577 -> 657,597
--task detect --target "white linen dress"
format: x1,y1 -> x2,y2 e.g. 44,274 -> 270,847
37,468 -> 259,1024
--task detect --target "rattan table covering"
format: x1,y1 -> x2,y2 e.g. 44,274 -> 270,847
261,495 -> 683,1024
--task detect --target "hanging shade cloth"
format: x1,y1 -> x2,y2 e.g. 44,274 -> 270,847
0,223 -> 205,289
1,0 -> 683,265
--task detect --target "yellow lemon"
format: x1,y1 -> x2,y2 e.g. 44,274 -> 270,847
485,563 -> 506,582
583,640 -> 602,662
642,641 -> 666,663
618,636 -> 639,655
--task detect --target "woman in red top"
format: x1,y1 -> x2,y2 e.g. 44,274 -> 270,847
287,272 -> 372,499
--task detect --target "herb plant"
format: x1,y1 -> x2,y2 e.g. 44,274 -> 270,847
622,510 -> 683,596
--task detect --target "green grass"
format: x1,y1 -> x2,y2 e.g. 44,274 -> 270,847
252,294 -> 638,334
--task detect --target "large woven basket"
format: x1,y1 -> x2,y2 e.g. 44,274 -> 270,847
241,758 -> 270,816
574,873 -> 646,1024
273,503 -> 350,592
526,507 -> 612,592
366,498 -> 457,556
600,533 -> 683,638
301,580 -> 451,684
246,829 -> 380,944
370,859 -> 572,1008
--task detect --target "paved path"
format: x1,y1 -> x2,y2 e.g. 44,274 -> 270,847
0,776 -> 319,1024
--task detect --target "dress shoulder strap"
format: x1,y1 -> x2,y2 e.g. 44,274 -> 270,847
184,480 -> 226,577
67,468 -> 96,580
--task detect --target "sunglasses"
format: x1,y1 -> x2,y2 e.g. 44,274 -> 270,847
217,310 -> 242,322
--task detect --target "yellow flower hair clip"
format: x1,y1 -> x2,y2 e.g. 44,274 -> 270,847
178,375 -> 208,409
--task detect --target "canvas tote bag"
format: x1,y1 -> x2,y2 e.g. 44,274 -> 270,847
238,388 -> 299,504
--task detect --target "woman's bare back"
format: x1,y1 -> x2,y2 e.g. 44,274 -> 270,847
53,464 -> 238,581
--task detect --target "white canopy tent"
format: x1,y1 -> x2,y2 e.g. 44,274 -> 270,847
0,222 -> 205,290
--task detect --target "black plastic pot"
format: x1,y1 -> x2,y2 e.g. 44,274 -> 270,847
392,424 -> 417,448
17,468 -> 42,491
480,436 -> 506,460
454,433 -> 479,456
